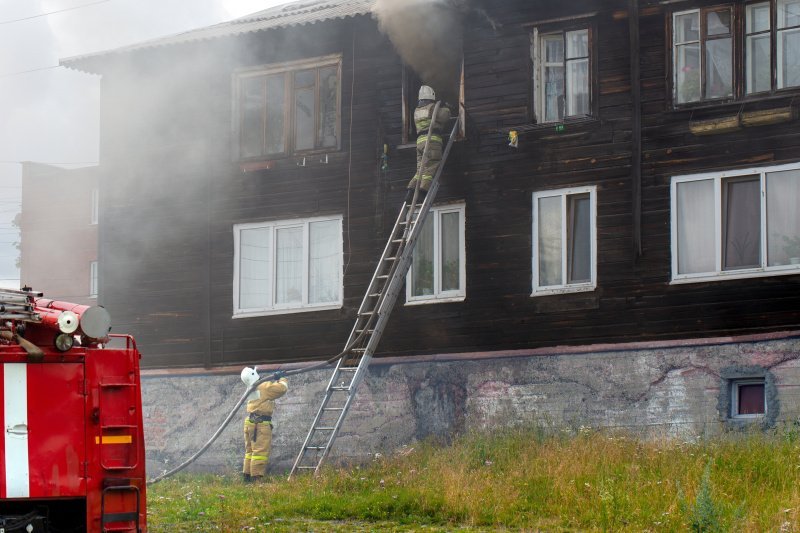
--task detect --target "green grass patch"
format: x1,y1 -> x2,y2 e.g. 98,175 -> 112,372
147,426 -> 800,531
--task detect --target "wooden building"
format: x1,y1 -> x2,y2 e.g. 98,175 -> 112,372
61,0 -> 800,370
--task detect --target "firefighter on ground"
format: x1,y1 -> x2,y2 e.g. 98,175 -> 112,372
240,366 -> 288,481
405,85 -> 452,204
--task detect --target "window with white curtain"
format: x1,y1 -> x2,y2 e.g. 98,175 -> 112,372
234,216 -> 342,316
406,203 -> 466,304
531,26 -> 592,123
671,163 -> 800,282
532,186 -> 597,295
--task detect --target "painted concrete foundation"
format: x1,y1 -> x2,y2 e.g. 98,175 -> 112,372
141,332 -> 800,478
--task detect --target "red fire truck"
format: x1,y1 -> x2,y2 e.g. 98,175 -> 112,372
0,288 -> 146,532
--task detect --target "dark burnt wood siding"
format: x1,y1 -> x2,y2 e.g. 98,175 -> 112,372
97,2 -> 800,369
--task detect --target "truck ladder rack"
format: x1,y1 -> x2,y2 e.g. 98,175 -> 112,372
289,106 -> 459,478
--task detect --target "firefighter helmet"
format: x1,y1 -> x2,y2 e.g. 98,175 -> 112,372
241,366 -> 259,387
418,85 -> 435,101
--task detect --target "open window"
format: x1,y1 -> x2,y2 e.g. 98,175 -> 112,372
401,62 -> 466,145
233,55 -> 341,160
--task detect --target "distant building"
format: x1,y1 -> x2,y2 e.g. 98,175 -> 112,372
20,162 -> 98,305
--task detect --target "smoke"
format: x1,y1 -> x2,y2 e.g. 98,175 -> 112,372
373,0 -> 468,103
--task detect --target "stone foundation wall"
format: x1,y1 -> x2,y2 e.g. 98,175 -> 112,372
141,332 -> 800,478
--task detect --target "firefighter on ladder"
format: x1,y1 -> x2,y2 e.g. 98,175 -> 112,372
405,85 -> 452,205
240,367 -> 288,481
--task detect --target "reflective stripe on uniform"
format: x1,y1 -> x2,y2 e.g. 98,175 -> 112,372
250,455 -> 268,461
417,135 -> 442,144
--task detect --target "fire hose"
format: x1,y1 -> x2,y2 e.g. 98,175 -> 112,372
146,329 -> 374,485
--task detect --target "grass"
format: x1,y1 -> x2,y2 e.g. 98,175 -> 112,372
147,425 -> 800,531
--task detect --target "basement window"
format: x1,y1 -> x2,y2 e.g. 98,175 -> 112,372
406,203 -> 466,304
731,379 -> 766,417
233,215 -> 343,317
671,162 -> 800,283
531,25 -> 594,123
532,186 -> 597,296
233,55 -> 341,160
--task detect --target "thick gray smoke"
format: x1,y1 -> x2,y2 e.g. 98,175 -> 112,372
373,0 -> 468,103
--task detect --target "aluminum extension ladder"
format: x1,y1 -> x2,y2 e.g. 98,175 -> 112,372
289,106 -> 459,478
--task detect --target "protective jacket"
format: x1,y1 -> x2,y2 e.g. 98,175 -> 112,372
414,101 -> 452,141
246,378 -> 288,415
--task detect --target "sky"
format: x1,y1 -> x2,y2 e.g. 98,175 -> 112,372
0,0 -> 288,288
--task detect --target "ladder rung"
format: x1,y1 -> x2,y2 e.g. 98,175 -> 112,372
323,407 -> 345,411
330,386 -> 350,391
383,256 -> 397,261
367,293 -> 381,298
339,367 -> 358,371
350,348 -> 366,353
297,466 -> 317,470
392,239 -> 404,244
305,446 -> 327,450
377,274 -> 389,279
358,311 -> 374,317
314,427 -> 336,431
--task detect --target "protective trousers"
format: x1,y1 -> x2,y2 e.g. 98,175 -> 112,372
407,136 -> 443,192
242,419 -> 273,477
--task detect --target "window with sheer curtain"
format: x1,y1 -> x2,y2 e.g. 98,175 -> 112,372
531,26 -> 592,123
234,216 -> 342,316
406,203 -> 466,304
532,186 -> 597,295
673,1 -> 800,104
672,163 -> 800,282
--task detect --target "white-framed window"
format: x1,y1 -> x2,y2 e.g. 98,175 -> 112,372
532,186 -> 597,296
233,215 -> 343,317
531,26 -> 592,123
90,261 -> 98,298
731,379 -> 766,418
671,162 -> 800,283
233,54 -> 341,160
406,203 -> 466,304
91,188 -> 99,225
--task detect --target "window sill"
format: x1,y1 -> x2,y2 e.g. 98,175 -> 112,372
232,303 -> 342,319
670,92 -> 800,115
531,284 -> 596,297
671,265 -> 800,285
730,413 -> 765,420
405,295 -> 466,306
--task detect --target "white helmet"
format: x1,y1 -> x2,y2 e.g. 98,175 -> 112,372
418,85 -> 435,101
240,366 -> 259,387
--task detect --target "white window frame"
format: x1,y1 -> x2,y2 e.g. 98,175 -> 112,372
89,261 -> 98,298
233,215 -> 343,318
671,161 -> 800,284
731,379 -> 766,418
91,188 -> 99,225
405,203 -> 466,305
532,186 -> 598,296
531,26 -> 593,123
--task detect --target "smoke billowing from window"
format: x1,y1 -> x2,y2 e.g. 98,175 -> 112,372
373,0 -> 467,103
